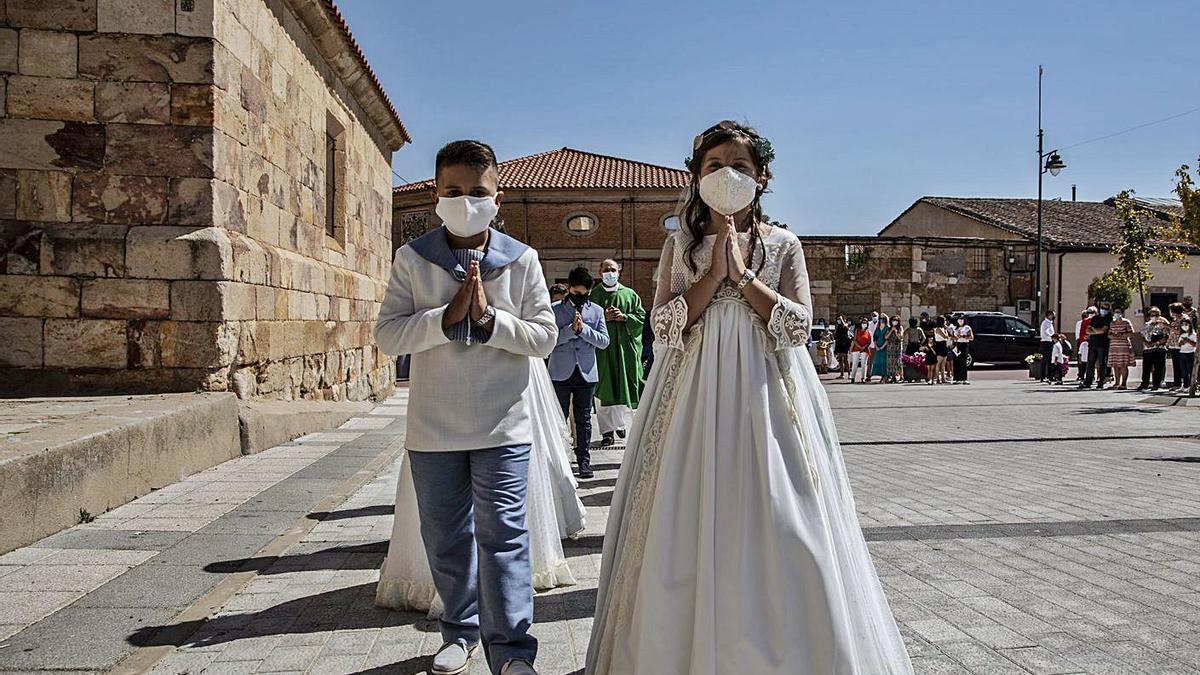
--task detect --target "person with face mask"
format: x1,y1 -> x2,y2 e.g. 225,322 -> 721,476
951,315 -> 973,383
589,259 -> 646,447
549,267 -> 610,479
848,318 -> 872,383
374,140 -> 556,675
1081,302 -> 1113,389
1105,306 -> 1136,389
586,121 -> 911,674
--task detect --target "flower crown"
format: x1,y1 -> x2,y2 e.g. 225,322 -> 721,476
685,128 -> 775,168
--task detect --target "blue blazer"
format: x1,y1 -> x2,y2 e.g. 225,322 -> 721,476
548,299 -> 610,382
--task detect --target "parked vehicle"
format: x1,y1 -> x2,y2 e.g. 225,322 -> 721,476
951,311 -> 1040,367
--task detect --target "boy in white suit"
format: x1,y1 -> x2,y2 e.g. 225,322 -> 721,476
375,140 -> 554,675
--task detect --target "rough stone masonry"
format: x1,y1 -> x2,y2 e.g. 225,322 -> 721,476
0,0 -> 409,401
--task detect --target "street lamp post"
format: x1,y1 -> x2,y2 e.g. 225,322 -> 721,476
1035,65 -> 1066,324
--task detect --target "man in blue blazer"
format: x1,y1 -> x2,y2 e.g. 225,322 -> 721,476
549,266 -> 609,478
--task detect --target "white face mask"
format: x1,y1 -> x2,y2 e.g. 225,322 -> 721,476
698,167 -> 758,216
436,195 -> 498,238
601,271 -> 619,287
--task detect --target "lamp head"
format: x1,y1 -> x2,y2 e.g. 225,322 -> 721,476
1045,151 -> 1066,176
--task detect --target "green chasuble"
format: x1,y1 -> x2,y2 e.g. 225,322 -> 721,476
590,283 -> 646,408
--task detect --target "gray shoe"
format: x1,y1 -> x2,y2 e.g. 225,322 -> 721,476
432,642 -> 476,675
500,659 -> 538,675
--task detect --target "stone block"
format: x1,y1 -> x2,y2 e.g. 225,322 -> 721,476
231,236 -> 268,285
167,176 -> 212,225
94,81 -> 169,124
0,29 -> 16,73
97,0 -> 174,34
15,169 -> 71,221
0,170 -> 15,218
125,225 -> 231,280
72,173 -> 167,224
6,0 -> 97,31
212,177 -> 247,230
238,65 -> 266,115
0,317 -> 44,366
175,0 -> 215,38
81,278 -> 169,319
0,119 -> 105,171
104,123 -> 213,177
44,318 -> 126,368
170,83 -> 213,125
254,285 -> 274,320
78,34 -> 213,83
39,224 -> 126,277
18,30 -> 77,78
170,280 -> 256,321
0,78 -> 6,118
6,76 -> 94,122
156,319 -> 238,367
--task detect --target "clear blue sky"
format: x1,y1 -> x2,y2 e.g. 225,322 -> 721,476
339,0 -> 1200,235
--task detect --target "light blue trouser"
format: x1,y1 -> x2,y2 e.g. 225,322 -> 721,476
408,444 -> 537,673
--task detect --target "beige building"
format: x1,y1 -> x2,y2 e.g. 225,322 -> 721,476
881,196 -> 1198,328
0,0 -> 408,400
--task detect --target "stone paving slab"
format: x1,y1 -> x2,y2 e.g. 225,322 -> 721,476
0,393 -> 409,672
4,380 -> 1200,674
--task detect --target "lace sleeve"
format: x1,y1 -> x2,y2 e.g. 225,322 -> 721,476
766,238 -> 813,351
649,235 -> 689,351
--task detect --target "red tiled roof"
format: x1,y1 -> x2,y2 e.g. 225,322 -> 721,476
888,196 -> 1186,249
319,0 -> 411,145
393,147 -> 691,194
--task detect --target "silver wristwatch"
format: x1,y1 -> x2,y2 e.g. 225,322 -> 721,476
474,305 -> 496,327
737,269 -> 757,290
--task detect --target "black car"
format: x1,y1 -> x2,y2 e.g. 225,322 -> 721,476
953,311 -> 1040,366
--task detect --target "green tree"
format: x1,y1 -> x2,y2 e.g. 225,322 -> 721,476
1087,270 -> 1133,310
1168,160 -> 1200,395
1109,190 -> 1184,314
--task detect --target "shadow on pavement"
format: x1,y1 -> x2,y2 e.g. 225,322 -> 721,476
127,583 -> 431,650
203,541 -> 387,574
580,491 -> 613,508
306,504 -> 395,521
1076,405 -> 1163,415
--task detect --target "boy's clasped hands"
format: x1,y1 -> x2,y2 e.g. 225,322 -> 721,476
444,260 -> 491,329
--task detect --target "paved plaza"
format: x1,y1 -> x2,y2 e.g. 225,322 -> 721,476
1,376 -> 1199,674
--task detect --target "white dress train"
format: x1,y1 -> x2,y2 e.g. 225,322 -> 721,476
375,358 -> 585,615
586,227 -> 912,674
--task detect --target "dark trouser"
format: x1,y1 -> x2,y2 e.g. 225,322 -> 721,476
1083,339 -> 1109,387
1181,352 -> 1196,390
553,368 -> 596,467
1169,350 -> 1183,387
1049,360 -> 1063,382
1039,341 -> 1054,379
1140,349 -> 1167,389
953,345 -> 970,381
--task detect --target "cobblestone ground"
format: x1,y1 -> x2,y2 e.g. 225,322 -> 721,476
2,376 -> 1199,674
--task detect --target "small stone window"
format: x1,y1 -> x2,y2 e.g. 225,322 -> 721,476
968,248 -> 989,275
662,214 -> 681,232
563,211 -> 598,236
324,113 -> 346,248
844,244 -> 868,272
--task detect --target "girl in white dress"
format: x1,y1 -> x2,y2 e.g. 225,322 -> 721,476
586,121 -> 912,674
376,358 -> 585,615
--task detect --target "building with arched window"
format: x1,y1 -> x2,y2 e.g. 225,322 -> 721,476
392,147 -> 689,303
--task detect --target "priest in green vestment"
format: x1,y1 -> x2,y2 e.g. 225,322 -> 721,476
590,259 -> 645,446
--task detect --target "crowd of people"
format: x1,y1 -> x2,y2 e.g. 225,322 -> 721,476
817,311 -> 976,384
1059,300 -> 1197,391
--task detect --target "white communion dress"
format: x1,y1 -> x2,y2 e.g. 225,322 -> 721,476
375,358 -> 586,615
586,226 -> 913,674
